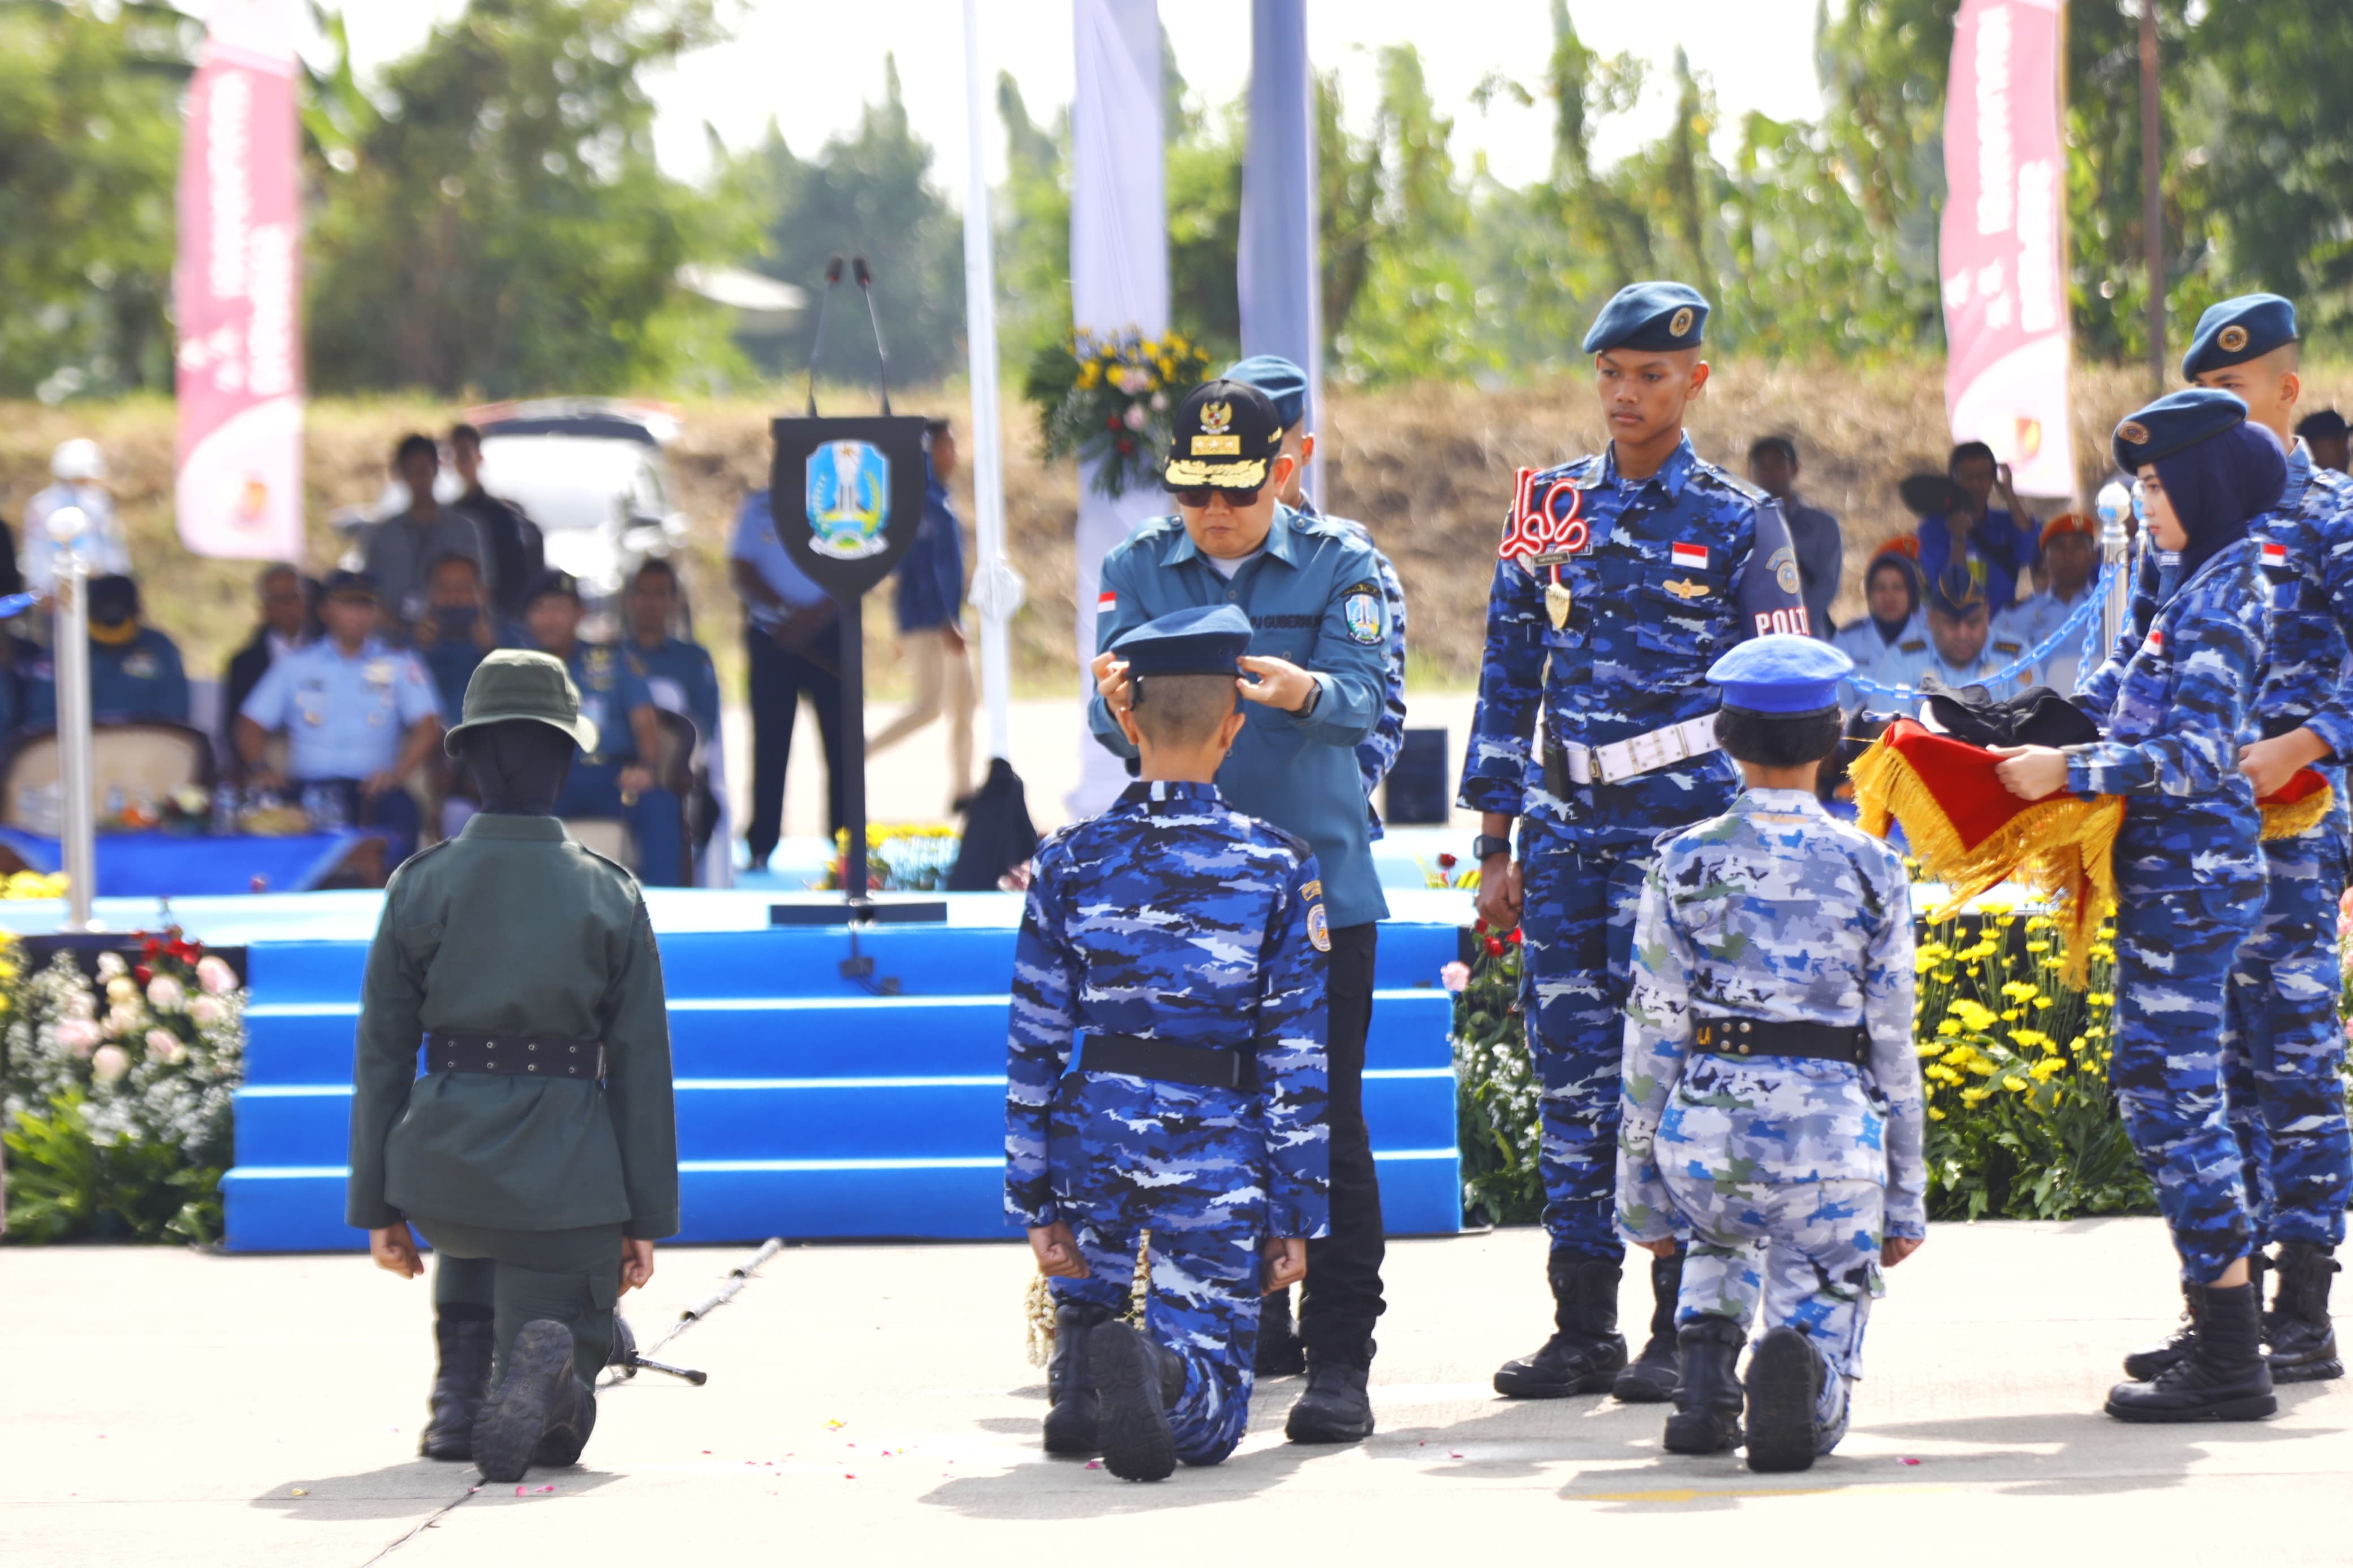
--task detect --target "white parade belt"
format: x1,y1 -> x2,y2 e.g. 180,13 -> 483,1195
1545,715 -> 1721,789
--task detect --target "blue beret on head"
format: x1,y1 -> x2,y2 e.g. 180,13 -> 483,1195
1222,354 -> 1309,429
1926,561 -> 1989,619
1706,634 -> 1852,714
2182,293 -> 2298,381
1582,281 -> 1709,355
1111,603 -> 1253,677
2112,387 -> 2248,473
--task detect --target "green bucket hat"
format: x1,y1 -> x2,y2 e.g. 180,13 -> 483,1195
442,649 -> 598,757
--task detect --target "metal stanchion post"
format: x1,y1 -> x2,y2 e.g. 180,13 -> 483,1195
47,507 -> 97,932
2095,481 -> 2134,659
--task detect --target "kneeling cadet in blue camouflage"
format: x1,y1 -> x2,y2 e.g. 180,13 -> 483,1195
1007,604 -> 1330,1482
1993,389 -> 2285,1422
1462,282 -> 1805,1402
1615,636 -> 1927,1472
2161,294 -> 2352,1384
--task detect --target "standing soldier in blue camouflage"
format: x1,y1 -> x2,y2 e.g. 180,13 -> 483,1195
1091,379 -> 1389,1443
1013,604 -> 1331,1483
1992,390 -> 2283,1422
1616,636 -> 1927,1472
1462,282 -> 1805,1405
2164,295 -> 2353,1383
1222,352 -> 1408,1381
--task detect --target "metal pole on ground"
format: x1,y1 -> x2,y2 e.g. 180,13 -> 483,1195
962,0 -> 1023,764
49,509 -> 96,932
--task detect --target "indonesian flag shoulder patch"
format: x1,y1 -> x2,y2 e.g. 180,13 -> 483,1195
1097,590 -> 1117,612
2261,540 -> 2290,568
1670,541 -> 1710,571
2145,628 -> 2166,653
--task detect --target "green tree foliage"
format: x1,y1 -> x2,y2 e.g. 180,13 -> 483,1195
0,1 -> 192,400
726,56 -> 966,389
304,0 -> 753,396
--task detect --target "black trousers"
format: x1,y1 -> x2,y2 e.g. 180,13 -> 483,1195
1299,920 -> 1386,1360
743,623 -> 846,862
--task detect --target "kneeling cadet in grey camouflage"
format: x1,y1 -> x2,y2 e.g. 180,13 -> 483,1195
1613,634 -> 1928,1472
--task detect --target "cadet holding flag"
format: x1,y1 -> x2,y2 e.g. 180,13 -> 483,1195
1992,391 -> 2281,1422
1615,636 -> 1927,1473
2171,295 -> 2353,1383
1014,605 -> 1329,1483
1461,283 -> 1805,1406
1089,380 -> 1390,1444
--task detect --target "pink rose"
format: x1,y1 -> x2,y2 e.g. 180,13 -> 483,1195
144,1029 -> 186,1065
57,1016 -> 100,1056
196,956 -> 236,996
146,975 -> 184,1011
1441,961 -> 1472,994
91,1045 -> 130,1084
190,996 -> 224,1029
1121,402 -> 1148,431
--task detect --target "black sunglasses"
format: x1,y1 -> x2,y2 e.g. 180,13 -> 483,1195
1171,483 -> 1265,509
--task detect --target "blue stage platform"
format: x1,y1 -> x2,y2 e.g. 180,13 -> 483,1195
2,885 -> 1466,1252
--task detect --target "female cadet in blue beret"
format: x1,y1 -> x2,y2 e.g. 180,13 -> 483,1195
1989,389 -> 2284,1423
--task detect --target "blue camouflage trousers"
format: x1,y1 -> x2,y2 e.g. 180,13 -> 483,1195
1666,1172 -> 1881,1453
2222,827 -> 2353,1249
1519,839 -> 1655,1256
2111,870 -> 2264,1284
1044,1077 -> 1270,1466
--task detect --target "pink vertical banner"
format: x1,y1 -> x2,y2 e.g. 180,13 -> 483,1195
174,0 -> 304,561
1941,0 -> 2076,497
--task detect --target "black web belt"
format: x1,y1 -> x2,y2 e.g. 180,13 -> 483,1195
1076,1032 -> 1261,1092
1691,1016 -> 1870,1066
424,1031 -> 607,1081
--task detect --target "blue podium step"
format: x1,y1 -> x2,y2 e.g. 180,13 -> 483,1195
224,900 -> 1469,1251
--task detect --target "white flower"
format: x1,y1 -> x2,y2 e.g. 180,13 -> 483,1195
1150,391 -> 1168,412
146,975 -> 184,1012
1121,403 -> 1148,431
190,996 -> 223,1029
106,1005 -> 140,1038
145,1029 -> 186,1065
96,952 -> 126,979
196,956 -> 236,996
1441,961 -> 1472,994
91,1044 -> 130,1083
66,990 -> 96,1020
1114,366 -> 1152,395
57,1016 -> 100,1056
106,975 -> 137,1005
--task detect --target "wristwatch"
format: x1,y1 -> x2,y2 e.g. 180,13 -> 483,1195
1472,833 -> 1513,862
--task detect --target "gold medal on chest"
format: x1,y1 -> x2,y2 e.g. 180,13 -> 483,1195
1545,575 -> 1573,630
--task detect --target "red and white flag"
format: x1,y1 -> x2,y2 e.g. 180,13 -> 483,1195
1670,542 -> 1709,571
173,0 -> 303,561
1941,0 -> 2075,498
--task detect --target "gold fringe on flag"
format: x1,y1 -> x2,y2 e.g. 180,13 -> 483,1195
1849,732 -> 2123,987
2261,779 -> 2334,842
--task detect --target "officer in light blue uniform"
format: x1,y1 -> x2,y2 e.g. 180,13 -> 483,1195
1015,604 -> 1329,1481
1089,379 -> 1387,1445
523,569 -> 687,887
1831,548 -> 1923,712
1874,563 -> 2031,709
1459,282 -> 1806,1408
235,571 -> 442,865
26,574 -> 191,726
1222,355 -> 1410,843
1616,635 -> 1925,1473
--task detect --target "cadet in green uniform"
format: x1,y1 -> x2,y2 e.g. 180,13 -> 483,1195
350,650 -> 679,1483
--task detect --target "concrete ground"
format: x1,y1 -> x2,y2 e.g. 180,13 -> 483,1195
6,1217 -> 2349,1567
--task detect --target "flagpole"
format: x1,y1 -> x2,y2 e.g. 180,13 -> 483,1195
962,0 -> 1022,766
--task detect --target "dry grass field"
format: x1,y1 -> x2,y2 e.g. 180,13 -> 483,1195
6,357 -> 2347,695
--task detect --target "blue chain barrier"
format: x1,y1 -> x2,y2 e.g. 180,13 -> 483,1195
1844,560 -> 2115,705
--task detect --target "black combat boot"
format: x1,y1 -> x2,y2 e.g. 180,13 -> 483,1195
1493,1251 -> 1627,1398
1285,1346 -> 1376,1444
1089,1321 -> 1186,1481
1042,1299 -> 1112,1455
2268,1242 -> 2343,1383
2126,1255 -> 2269,1380
2105,1281 -> 2277,1423
1255,1286 -> 1307,1378
1743,1325 -> 1827,1473
1613,1251 -> 1683,1403
472,1319 -> 584,1482
532,1373 -> 598,1468
1661,1316 -> 1744,1455
419,1307 -> 495,1461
